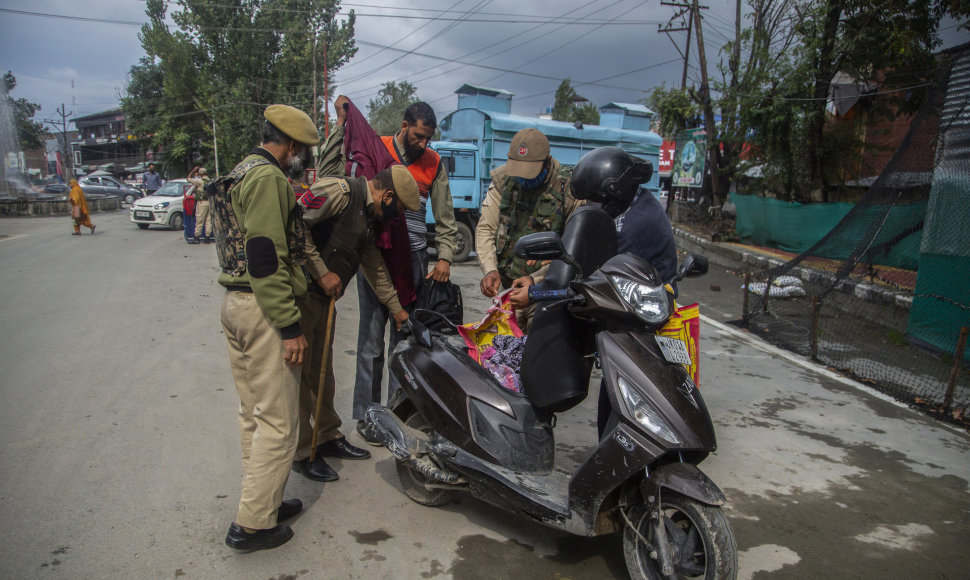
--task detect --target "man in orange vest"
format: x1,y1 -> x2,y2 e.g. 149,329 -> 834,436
353,102 -> 459,445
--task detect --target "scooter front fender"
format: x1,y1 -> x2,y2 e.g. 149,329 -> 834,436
639,462 -> 726,509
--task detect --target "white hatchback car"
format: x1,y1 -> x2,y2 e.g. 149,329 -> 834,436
130,179 -> 194,230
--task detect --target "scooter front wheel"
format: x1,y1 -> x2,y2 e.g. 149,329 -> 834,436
395,410 -> 458,507
623,491 -> 737,580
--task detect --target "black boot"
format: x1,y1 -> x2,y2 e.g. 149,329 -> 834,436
225,523 -> 293,553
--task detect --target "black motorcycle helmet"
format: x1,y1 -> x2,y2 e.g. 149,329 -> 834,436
570,146 -> 653,210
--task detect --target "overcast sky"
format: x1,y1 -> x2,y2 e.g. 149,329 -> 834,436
0,1 -> 966,132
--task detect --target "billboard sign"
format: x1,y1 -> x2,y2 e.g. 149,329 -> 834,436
671,128 -> 706,188
658,140 -> 675,175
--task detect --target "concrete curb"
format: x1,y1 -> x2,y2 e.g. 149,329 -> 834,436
673,226 -> 912,312
0,197 -> 123,217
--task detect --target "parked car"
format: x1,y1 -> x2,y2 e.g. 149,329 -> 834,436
129,179 -> 193,230
79,175 -> 143,204
44,182 -> 69,194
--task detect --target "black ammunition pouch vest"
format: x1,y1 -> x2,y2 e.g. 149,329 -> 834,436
310,176 -> 371,288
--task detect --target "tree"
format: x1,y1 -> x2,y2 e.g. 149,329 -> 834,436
650,0 -> 968,204
644,83 -> 701,139
122,0 -> 357,175
551,78 -> 601,125
367,81 -> 420,136
2,72 -> 47,150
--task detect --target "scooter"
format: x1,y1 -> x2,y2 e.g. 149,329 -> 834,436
367,206 -> 737,580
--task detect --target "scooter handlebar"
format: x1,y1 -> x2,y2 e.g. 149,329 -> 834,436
528,288 -> 571,303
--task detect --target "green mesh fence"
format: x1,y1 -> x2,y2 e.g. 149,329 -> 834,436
741,46 -> 970,427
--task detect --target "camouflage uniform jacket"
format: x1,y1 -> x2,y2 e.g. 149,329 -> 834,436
215,150 -> 309,339
475,158 -> 584,283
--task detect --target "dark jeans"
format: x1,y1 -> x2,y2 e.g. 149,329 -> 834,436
183,214 -> 196,242
352,248 -> 429,420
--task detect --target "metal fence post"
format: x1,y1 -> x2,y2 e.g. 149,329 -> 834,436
943,326 -> 968,413
742,273 -> 750,320
810,296 -> 820,361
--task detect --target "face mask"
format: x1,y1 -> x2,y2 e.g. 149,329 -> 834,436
380,194 -> 401,221
516,166 -> 548,190
286,147 -> 307,180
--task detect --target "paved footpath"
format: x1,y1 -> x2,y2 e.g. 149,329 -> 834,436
0,210 -> 967,579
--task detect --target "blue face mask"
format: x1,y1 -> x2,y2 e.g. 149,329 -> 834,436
516,166 -> 548,190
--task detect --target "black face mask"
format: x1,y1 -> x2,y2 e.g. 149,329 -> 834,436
380,195 -> 401,221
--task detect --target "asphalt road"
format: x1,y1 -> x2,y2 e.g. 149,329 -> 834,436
1,209 -> 968,579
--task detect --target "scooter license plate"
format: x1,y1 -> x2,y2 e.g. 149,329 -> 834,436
655,335 -> 692,365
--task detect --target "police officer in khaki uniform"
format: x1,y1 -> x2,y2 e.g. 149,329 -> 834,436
220,105 -> 318,553
289,113 -> 420,482
475,128 -> 584,330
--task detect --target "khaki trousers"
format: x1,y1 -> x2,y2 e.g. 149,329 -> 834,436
194,200 -> 211,238
221,291 -> 300,530
296,292 -> 343,460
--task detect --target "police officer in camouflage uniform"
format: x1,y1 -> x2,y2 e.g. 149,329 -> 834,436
475,128 -> 584,330
219,104 -> 318,553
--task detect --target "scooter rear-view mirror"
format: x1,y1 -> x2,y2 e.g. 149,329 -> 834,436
674,254 -> 709,282
513,231 -> 565,260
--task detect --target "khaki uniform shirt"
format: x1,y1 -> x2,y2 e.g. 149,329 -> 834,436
300,127 -> 403,314
475,159 -> 584,285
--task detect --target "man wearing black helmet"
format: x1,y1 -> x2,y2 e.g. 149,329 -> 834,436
571,146 -> 677,284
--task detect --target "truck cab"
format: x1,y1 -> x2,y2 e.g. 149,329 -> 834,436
428,141 -> 480,263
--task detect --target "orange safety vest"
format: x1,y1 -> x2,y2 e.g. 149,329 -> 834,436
381,136 -> 441,201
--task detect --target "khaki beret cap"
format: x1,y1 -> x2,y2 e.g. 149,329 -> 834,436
390,165 -> 420,211
505,128 -> 550,178
264,104 -> 320,145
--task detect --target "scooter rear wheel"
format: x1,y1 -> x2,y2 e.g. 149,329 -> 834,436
623,491 -> 737,580
395,410 -> 457,507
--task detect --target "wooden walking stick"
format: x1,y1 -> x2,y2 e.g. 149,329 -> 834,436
309,297 -> 337,462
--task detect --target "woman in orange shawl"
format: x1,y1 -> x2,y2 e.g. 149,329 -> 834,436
69,179 -> 96,235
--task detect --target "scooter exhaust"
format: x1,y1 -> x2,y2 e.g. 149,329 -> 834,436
366,405 -> 462,484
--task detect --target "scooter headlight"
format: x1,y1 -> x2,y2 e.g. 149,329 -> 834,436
609,275 -> 670,324
616,375 -> 681,444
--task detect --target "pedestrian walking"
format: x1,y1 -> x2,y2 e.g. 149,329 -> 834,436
68,179 -> 95,235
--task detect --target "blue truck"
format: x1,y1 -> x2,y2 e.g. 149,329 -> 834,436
426,84 -> 663,262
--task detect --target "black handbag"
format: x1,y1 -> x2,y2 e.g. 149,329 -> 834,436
414,280 -> 463,331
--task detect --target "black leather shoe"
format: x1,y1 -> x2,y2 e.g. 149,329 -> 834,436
291,456 -> 339,482
317,436 -> 371,460
277,498 -> 302,522
225,523 -> 293,553
355,419 -> 383,447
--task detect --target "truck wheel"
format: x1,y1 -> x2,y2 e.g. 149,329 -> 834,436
452,221 -> 473,263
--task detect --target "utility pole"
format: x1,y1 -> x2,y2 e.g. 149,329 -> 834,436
323,42 -> 330,139
46,104 -> 73,178
312,35 -> 318,128
658,1 -> 703,90
212,117 -> 220,177
689,0 -> 722,207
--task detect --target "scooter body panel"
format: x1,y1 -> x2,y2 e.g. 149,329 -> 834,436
597,330 -> 717,451
390,336 -> 555,473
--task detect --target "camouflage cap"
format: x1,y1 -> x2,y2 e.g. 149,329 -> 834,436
264,104 -> 320,145
390,165 -> 421,211
505,128 -> 550,179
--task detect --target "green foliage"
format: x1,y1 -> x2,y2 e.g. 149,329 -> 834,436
366,81 -> 419,136
644,83 -> 700,139
731,0 -> 965,202
573,102 -> 601,126
551,78 -> 600,125
122,0 -> 356,176
2,71 -> 47,149
551,79 -> 577,122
